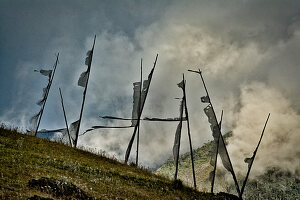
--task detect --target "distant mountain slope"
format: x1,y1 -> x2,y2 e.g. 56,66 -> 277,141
0,126 -> 239,200
156,139 -> 215,191
155,139 -> 218,192
155,133 -> 300,199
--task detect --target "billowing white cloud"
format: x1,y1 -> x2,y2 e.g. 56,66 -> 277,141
228,82 -> 300,178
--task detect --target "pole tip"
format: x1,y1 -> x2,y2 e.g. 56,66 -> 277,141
92,35 -> 97,48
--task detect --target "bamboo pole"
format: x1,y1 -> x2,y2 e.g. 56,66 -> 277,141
59,88 -> 72,146
136,58 -> 143,166
182,74 -> 197,189
35,53 -> 59,136
188,69 -> 241,197
240,113 -> 270,197
211,110 -> 223,193
74,35 -> 96,148
125,54 -> 158,163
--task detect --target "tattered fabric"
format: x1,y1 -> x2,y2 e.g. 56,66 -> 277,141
143,117 -> 187,121
37,128 -> 70,144
131,82 -> 141,126
101,115 -> 187,122
85,50 -> 92,66
80,125 -> 133,136
29,68 -> 53,134
29,110 -> 41,133
36,97 -> 46,106
43,84 -> 50,96
78,71 -> 89,87
177,80 -> 184,89
244,155 -> 254,169
35,69 -> 52,80
38,128 -> 68,136
125,70 -> 154,162
203,104 -> 234,173
35,75 -> 51,106
201,96 -> 210,103
69,120 -> 80,143
173,99 -> 184,165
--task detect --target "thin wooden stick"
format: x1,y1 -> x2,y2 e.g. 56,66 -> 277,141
240,113 -> 270,197
188,69 -> 241,197
59,88 -> 72,147
182,74 -> 197,189
136,58 -> 142,166
74,35 -> 96,148
35,53 -> 59,136
125,54 -> 158,163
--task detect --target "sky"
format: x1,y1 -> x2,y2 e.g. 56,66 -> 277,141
0,0 -> 300,181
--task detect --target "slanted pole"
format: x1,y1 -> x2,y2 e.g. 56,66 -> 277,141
59,88 -> 72,147
74,35 -> 96,148
125,54 -> 158,163
211,110 -> 223,193
240,113 -> 270,197
188,69 -> 241,197
125,122 -> 138,163
35,53 -> 59,136
182,74 -> 197,189
136,58 -> 143,166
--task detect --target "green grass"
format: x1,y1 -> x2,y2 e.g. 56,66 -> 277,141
0,126 -> 238,200
155,140 -> 215,192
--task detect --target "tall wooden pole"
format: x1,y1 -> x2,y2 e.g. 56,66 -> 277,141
174,99 -> 183,180
240,113 -> 270,197
136,58 -> 143,166
211,110 -> 223,193
188,69 -> 241,197
125,54 -> 158,163
35,53 -> 59,136
59,88 -> 72,147
74,35 -> 96,148
182,74 -> 197,189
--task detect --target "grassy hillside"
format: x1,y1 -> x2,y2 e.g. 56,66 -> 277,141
0,126 -> 239,200
156,135 -> 300,199
155,140 -> 215,192
155,140 -> 219,192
